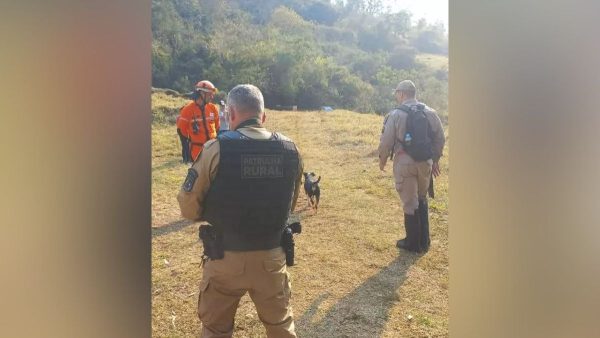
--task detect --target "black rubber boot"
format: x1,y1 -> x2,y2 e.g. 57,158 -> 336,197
397,213 -> 420,252
396,213 -> 410,249
418,199 -> 430,252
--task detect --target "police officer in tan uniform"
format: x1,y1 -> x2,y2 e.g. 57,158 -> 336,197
378,80 -> 445,253
177,84 -> 303,338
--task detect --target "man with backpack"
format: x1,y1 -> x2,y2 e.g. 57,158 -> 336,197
378,80 -> 445,253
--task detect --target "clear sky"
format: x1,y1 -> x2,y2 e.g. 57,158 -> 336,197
382,0 -> 448,31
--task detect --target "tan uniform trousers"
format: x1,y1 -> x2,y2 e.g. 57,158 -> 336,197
393,159 -> 433,214
198,247 -> 296,338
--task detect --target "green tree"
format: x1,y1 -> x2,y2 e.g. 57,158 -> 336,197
151,0 -> 447,115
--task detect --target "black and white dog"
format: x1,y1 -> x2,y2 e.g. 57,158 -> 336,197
303,172 -> 321,211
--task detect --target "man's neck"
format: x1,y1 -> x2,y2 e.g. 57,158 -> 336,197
401,97 -> 417,105
234,117 -> 262,130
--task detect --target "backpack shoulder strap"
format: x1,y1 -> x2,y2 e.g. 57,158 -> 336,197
396,104 -> 412,113
396,103 -> 426,113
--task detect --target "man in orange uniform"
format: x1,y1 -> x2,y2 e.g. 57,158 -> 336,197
179,80 -> 220,161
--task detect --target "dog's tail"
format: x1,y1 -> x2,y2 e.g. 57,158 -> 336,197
315,176 -> 321,184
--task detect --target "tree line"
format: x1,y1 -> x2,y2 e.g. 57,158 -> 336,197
152,0 -> 447,115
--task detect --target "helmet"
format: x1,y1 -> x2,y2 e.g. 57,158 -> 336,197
195,80 -> 217,93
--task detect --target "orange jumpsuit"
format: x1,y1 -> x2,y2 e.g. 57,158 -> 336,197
179,101 -> 220,161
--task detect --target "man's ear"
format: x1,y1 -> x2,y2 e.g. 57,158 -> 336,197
261,111 -> 266,124
229,106 -> 236,123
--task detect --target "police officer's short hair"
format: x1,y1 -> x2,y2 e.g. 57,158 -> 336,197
227,84 -> 264,116
395,80 -> 417,97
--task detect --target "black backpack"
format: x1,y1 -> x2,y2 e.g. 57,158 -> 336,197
398,103 -> 433,161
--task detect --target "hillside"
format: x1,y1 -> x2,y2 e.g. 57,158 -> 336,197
416,53 -> 448,71
151,95 -> 449,337
152,0 -> 448,114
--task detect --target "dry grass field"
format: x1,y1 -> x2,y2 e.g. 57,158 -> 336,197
152,94 -> 449,337
415,54 -> 448,71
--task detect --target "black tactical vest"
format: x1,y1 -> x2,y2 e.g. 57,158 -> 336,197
202,129 -> 300,251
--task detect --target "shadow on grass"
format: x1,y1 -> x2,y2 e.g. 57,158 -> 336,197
152,219 -> 195,238
153,159 -> 187,172
297,254 -> 418,338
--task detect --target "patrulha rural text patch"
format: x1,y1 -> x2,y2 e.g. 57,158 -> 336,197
241,155 -> 284,179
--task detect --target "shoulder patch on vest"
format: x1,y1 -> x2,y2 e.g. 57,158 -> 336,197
182,168 -> 198,192
382,113 -> 391,133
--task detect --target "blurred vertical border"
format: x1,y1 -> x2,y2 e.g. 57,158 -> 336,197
450,0 -> 600,337
0,1 -> 151,337
2,0 -> 600,337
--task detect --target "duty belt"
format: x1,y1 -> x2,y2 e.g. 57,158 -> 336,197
395,149 -> 406,156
